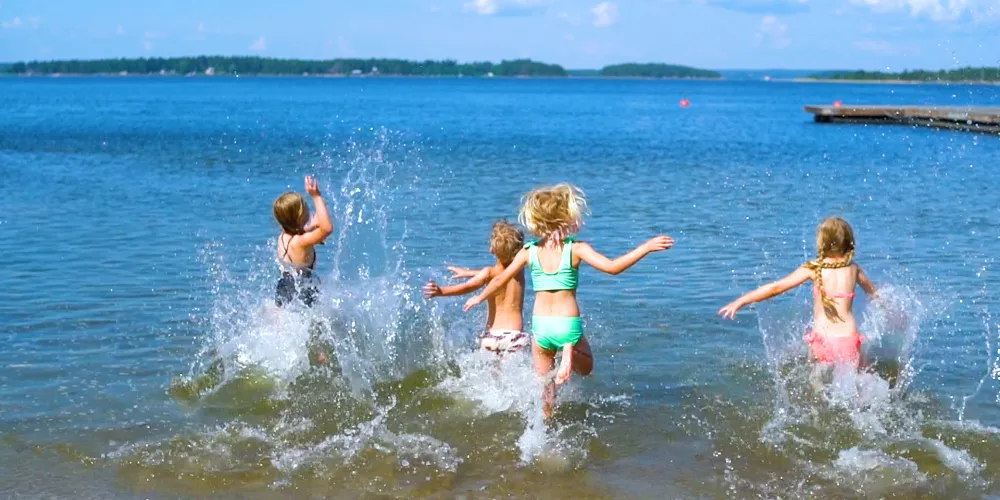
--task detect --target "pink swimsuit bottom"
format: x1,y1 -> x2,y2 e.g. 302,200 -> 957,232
803,331 -> 864,363
806,288 -> 862,363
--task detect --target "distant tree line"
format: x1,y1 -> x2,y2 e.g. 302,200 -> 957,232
2,56 -> 569,77
2,56 -> 724,79
811,67 -> 1000,82
600,63 -> 721,79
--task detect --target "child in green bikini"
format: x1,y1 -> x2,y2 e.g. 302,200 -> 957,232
463,183 -> 674,418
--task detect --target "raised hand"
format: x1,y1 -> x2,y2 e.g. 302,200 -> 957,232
305,176 -> 321,197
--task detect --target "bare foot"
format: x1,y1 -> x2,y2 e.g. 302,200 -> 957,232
316,352 -> 329,365
555,347 -> 574,386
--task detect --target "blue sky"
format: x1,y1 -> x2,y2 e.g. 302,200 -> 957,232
1,0 -> 999,70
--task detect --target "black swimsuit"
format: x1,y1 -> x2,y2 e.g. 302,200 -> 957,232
275,235 -> 319,308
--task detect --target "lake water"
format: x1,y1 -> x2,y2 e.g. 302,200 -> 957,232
1,77 -> 999,499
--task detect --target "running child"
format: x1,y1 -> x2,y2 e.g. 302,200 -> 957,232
423,220 -> 529,355
462,183 -> 674,418
718,217 -> 878,388
273,176 -> 334,364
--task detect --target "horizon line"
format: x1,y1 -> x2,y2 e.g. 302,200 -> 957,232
2,55 -> 995,73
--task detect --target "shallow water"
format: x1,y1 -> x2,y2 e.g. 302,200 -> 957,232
1,77 -> 999,498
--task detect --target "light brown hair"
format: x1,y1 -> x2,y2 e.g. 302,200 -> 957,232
517,183 -> 589,244
807,217 -> 856,322
490,219 -> 525,266
273,192 -> 310,235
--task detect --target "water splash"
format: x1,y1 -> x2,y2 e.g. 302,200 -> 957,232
112,128 -> 617,494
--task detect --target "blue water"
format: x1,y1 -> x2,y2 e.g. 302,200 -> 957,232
1,77 -> 999,498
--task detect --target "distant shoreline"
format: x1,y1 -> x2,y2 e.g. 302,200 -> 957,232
5,73 -> 1000,85
785,77 -> 1000,86
0,73 -> 725,81
1,57 -> 721,80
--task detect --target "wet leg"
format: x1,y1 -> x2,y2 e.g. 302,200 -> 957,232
810,362 -> 831,392
555,335 -> 594,385
307,319 -> 329,366
572,335 -> 593,376
532,341 -> 557,418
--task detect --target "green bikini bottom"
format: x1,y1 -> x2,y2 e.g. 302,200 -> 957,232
531,315 -> 583,351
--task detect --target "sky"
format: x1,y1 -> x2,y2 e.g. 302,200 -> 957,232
1,0 -> 999,70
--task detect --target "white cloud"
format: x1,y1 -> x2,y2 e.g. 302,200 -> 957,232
249,36 -> 267,52
849,0 -> 1000,22
462,0 -> 550,15
186,22 -> 208,41
1,16 -> 22,29
140,31 -> 163,51
3,16 -> 41,29
115,24 -> 126,35
557,11 -> 582,24
853,38 -> 903,54
756,14 -> 790,48
324,35 -> 355,57
591,1 -> 619,27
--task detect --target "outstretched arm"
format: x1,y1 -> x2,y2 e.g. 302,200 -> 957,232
423,267 -> 492,298
857,266 -> 877,297
447,266 -> 480,280
573,236 -> 674,275
718,265 -> 813,319
462,249 -> 529,311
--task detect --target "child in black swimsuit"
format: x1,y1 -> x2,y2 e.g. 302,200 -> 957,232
273,176 -> 334,366
273,176 -> 333,308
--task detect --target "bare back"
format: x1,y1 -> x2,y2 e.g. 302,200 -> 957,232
811,263 -> 860,336
486,264 -> 525,331
277,233 -> 316,270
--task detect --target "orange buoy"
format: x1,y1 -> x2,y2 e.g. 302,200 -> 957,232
679,98 -> 690,108
833,100 -> 843,107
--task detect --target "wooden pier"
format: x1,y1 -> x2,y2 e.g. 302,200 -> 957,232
804,105 -> 1000,134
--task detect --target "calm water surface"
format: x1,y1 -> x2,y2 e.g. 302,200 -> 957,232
1,77 -> 999,499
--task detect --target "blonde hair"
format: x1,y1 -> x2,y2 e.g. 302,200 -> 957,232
490,219 -> 525,266
807,217 -> 856,322
518,183 -> 589,245
273,192 -> 310,235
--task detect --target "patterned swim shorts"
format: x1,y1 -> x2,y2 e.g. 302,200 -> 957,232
479,330 -> 530,354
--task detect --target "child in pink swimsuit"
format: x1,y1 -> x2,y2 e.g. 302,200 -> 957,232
719,217 -> 878,388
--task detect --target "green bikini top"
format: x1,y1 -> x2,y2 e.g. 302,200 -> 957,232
526,237 -> 579,291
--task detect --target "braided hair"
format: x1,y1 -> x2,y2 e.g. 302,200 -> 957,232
808,217 -> 856,322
